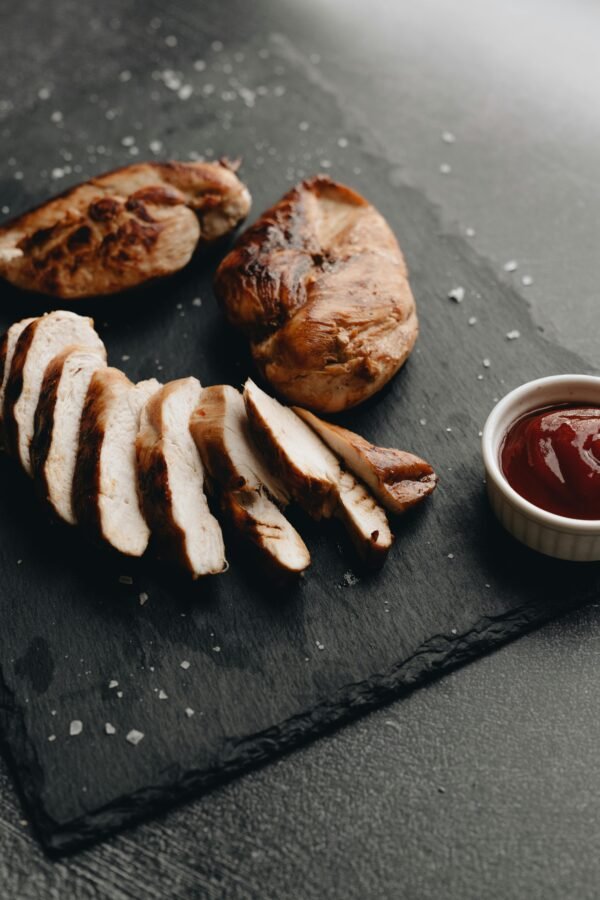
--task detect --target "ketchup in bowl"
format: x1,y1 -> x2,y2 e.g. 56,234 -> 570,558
501,405 -> 600,520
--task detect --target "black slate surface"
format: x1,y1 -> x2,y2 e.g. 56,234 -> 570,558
1,30 -> 599,855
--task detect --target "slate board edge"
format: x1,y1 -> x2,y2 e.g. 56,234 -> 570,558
0,595 -> 589,856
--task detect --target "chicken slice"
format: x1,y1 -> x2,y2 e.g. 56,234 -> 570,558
73,370 -> 160,556
215,176 -> 418,412
243,379 -> 392,566
0,160 -> 251,299
190,384 -> 310,576
294,407 -> 438,514
136,378 -> 226,578
3,311 -> 105,474
0,316 -> 36,438
30,345 -> 107,524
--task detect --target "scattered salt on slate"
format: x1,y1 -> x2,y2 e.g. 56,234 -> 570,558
126,730 -> 144,746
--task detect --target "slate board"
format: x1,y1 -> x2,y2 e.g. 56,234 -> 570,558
0,34 -> 599,854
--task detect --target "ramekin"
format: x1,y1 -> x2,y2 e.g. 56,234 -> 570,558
481,374 -> 600,561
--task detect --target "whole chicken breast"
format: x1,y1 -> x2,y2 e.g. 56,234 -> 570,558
0,160 -> 251,299
214,176 -> 418,413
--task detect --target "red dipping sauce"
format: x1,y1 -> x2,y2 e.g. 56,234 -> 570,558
501,405 -> 600,520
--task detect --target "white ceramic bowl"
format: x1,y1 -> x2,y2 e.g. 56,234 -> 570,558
481,374 -> 600,561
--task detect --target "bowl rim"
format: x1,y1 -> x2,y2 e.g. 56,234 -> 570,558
481,373 -> 600,533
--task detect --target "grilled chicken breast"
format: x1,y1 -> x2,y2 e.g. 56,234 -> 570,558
244,379 -> 392,566
136,378 -> 226,578
3,311 -> 105,474
31,345 -> 108,523
190,384 -> 310,576
0,160 -> 251,299
73,370 -> 160,556
215,176 -> 418,413
294,407 -> 438,514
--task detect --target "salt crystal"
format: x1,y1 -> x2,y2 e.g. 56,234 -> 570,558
477,374 -> 484,381
503,260 -> 518,272
117,691 -> 123,698
119,575 -> 133,585
448,286 -> 465,303
212,40 -> 224,52
316,640 -> 325,651
482,358 -> 491,368
193,60 -> 206,71
48,734 -> 56,742
139,592 -> 149,606
442,130 -> 456,143
180,660 -> 191,670
465,227 -> 476,237
439,163 -> 451,174
185,707 -> 195,718
337,137 -> 348,148
121,135 -> 135,146
178,85 -> 193,100
158,689 -> 168,700
419,418 -> 427,426
506,330 -> 521,340
69,720 -> 83,737
105,723 -> 116,735
343,571 -> 359,586
126,729 -> 144,745
192,297 -> 202,307
38,87 -> 51,100
521,275 -> 533,286
212,645 -> 221,653
468,316 -> 477,326
50,110 -> 63,123
119,70 -> 132,82
149,139 -> 163,154
121,354 -> 130,362
448,553 -> 454,559
298,121 -> 309,131
108,680 -> 119,689
165,35 -> 178,47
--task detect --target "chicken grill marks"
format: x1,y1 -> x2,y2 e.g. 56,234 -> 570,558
0,160 -> 251,299
215,176 -> 418,413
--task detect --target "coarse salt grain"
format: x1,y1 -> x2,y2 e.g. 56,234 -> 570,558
192,297 -> 202,307
126,729 -> 144,745
448,286 -> 465,303
468,316 -> 477,326
316,640 -> 325,650
119,575 -> 133,585
180,660 -> 191,670
69,720 -> 83,736
506,330 -> 521,340
439,163 -> 451,174
139,592 -> 149,606
105,723 -> 116,735
465,227 -> 476,237
442,130 -> 456,143
165,35 -> 178,47
48,734 -> 56,742
158,689 -> 168,700
503,260 -> 518,272
482,358 -> 491,368
522,275 -> 533,286
109,680 -> 119,689
185,707 -> 195,718
149,139 -> 162,154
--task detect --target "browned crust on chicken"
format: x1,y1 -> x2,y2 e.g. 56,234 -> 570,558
135,383 -> 190,572
2,320 -> 37,459
71,368 -> 117,537
0,160 -> 251,299
244,382 -> 337,519
29,351 -> 65,499
215,175 -> 418,412
294,407 -> 438,514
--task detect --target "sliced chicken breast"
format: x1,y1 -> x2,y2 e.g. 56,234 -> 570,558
30,345 -> 108,524
136,378 -> 226,578
0,316 -> 36,439
190,384 -> 310,576
294,407 -> 438,514
3,311 -> 105,474
73,369 -> 160,556
244,379 -> 392,565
